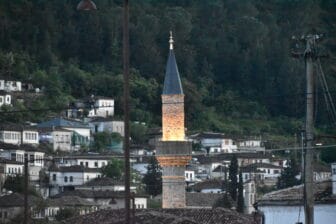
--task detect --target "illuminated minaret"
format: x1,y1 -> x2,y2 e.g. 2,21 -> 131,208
156,32 -> 191,208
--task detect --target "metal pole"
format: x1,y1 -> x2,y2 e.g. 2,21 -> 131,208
304,36 -> 315,224
132,192 -> 136,224
123,0 -> 131,223
24,157 -> 29,224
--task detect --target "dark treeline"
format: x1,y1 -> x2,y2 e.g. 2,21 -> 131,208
0,0 -> 335,136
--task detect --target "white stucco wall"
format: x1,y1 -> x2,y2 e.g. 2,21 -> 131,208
63,127 -> 91,141
22,130 -> 39,145
77,159 -> 108,168
259,204 -> 336,224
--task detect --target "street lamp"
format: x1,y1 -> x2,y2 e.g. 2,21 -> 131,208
77,1 -> 131,224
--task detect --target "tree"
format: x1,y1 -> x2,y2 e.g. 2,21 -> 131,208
213,193 -> 232,209
55,208 -> 77,221
130,122 -> 148,144
237,171 -> 244,213
229,155 -> 238,201
277,157 -> 300,189
101,158 -> 124,180
143,156 -> 162,196
3,175 -> 24,193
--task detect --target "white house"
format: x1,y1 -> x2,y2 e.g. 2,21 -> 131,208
241,163 -> 283,186
0,91 -> 11,107
0,124 -> 39,145
0,143 -> 45,181
88,97 -> 114,118
37,118 -> 91,148
76,177 -> 132,192
0,158 -> 24,189
89,117 -> 124,137
48,165 -> 102,196
0,80 -> 22,92
38,127 -> 73,151
185,169 -> 196,182
238,139 -> 265,152
0,193 -> 36,223
55,155 -> 110,169
189,132 -> 237,153
34,196 -> 98,221
256,178 -> 336,224
53,190 -> 147,210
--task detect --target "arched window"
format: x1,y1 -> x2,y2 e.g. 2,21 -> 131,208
70,176 -> 73,182
64,176 -> 68,182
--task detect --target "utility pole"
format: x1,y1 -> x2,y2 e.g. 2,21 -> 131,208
24,157 -> 28,224
304,35 -> 315,224
292,34 -> 324,224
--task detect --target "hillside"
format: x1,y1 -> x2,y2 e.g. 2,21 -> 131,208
0,0 -> 335,140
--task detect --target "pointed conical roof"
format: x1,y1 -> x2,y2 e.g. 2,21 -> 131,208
162,33 -> 183,95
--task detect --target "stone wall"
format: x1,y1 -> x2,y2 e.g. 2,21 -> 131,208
156,141 -> 192,208
162,176 -> 186,208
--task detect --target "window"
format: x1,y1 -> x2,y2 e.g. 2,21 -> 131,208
87,175 -> 89,181
85,162 -> 88,167
333,168 -> 336,175
53,174 -> 56,181
70,176 -> 73,182
80,162 -> 84,166
64,176 -> 68,182
94,162 -> 98,167
10,153 -> 16,161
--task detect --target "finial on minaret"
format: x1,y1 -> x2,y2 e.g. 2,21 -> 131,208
169,31 -> 174,50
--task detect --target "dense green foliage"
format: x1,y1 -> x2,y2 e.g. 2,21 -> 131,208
101,158 -> 124,179
0,0 -> 336,138
143,156 -> 162,196
92,131 -> 122,152
3,175 -> 24,193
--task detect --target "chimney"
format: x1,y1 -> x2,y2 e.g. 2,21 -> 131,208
332,163 -> 336,195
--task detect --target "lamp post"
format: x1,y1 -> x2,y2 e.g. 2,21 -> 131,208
77,1 -> 131,223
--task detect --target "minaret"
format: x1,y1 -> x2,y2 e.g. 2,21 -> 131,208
156,32 -> 191,208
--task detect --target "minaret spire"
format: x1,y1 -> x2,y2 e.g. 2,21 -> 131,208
169,31 -> 174,50
163,31 -> 183,95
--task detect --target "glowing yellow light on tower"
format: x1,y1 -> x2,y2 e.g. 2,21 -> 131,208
162,94 -> 185,141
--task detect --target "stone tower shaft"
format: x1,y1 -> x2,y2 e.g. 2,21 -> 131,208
156,32 -> 191,208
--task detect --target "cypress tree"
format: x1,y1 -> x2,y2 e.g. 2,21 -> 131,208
143,156 -> 162,196
229,155 -> 238,201
237,171 -> 244,213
